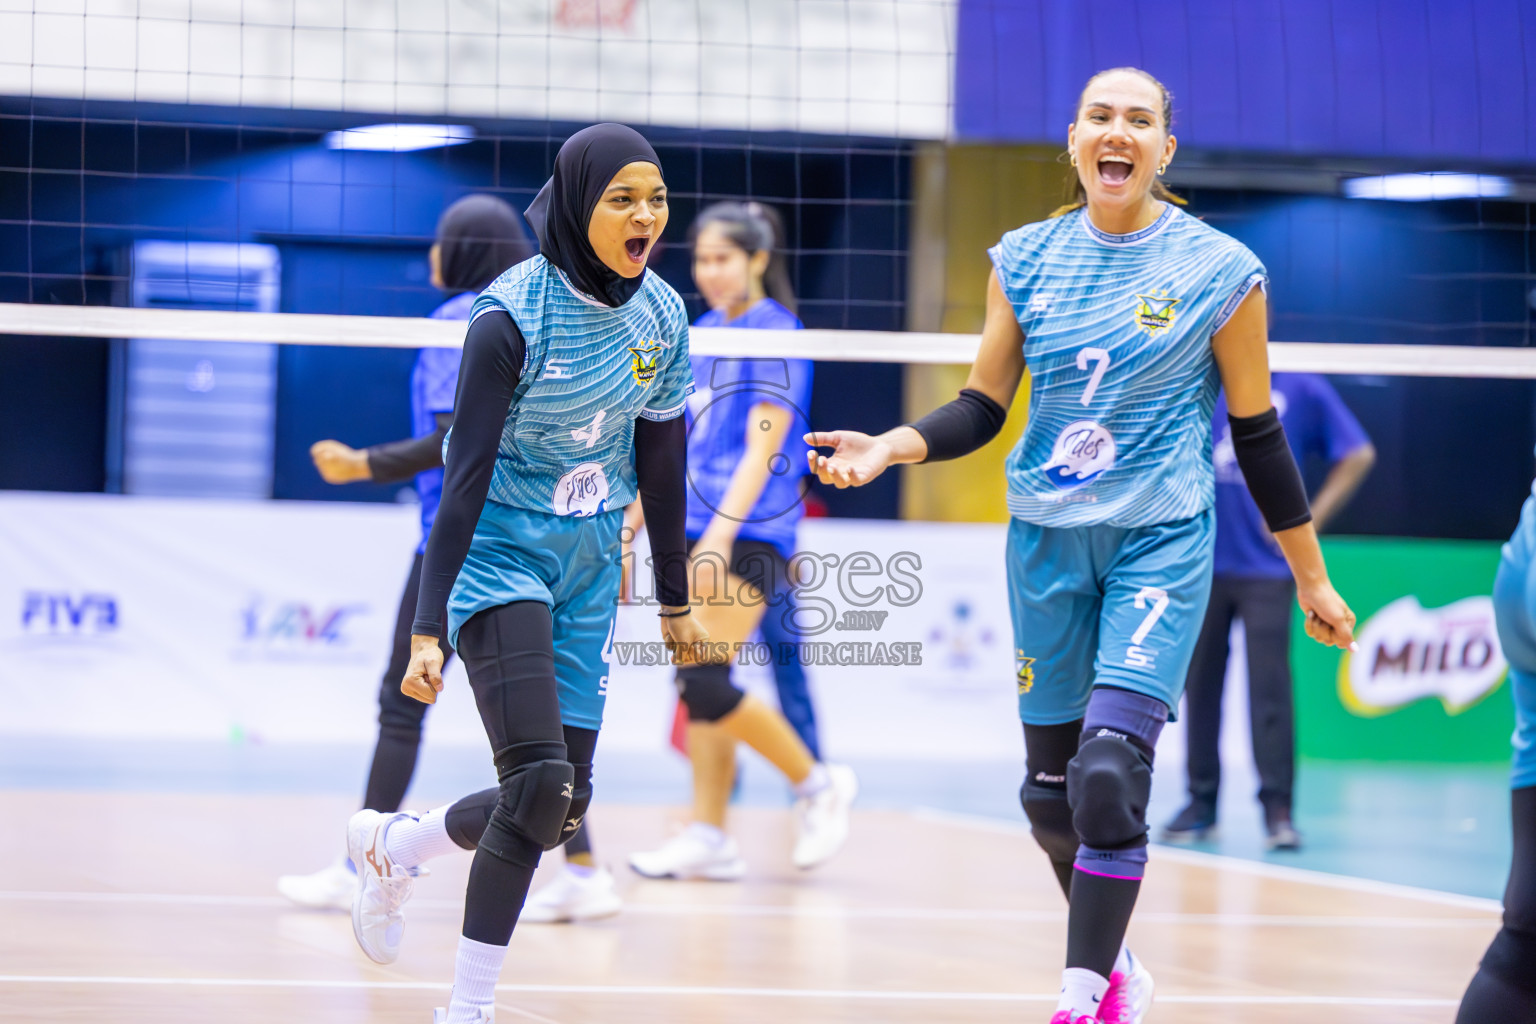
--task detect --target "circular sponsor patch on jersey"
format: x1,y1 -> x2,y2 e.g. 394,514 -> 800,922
554,461 -> 611,517
1042,420 -> 1116,489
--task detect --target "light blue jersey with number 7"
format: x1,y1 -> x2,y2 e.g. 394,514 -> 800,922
990,204 -> 1266,529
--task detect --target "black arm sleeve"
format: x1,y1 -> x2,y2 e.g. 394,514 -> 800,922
908,388 -> 1009,463
411,311 -> 525,637
633,415 -> 690,609
366,412 -> 452,484
1229,407 -> 1313,532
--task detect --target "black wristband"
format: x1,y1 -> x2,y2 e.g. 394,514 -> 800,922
908,388 -> 1008,463
658,608 -> 692,618
1228,407 -> 1313,532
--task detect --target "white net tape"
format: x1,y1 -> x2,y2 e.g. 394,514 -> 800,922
6,302 -> 1535,378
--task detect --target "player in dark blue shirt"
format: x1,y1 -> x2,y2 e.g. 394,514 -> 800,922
626,202 -> 853,883
277,195 -> 532,910
1162,373 -> 1374,850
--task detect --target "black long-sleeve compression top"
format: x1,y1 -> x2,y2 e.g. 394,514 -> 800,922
411,309 -> 690,637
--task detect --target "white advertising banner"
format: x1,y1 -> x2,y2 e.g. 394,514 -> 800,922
0,493 -> 1021,760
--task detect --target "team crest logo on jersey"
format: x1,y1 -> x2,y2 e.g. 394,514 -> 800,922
1015,650 -> 1036,694
628,344 -> 665,387
1133,291 -> 1181,336
1043,420 -> 1116,489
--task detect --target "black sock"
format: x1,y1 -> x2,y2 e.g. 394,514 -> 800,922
361,726 -> 421,812
564,821 -> 594,859
1065,868 -> 1140,978
1457,965 -> 1536,1024
461,831 -> 543,946
1050,860 -> 1074,899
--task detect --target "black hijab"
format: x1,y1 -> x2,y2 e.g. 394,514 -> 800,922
524,123 -> 662,308
436,194 -> 535,294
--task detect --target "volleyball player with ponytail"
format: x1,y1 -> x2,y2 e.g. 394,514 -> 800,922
625,200 -> 854,881
806,68 -> 1356,1024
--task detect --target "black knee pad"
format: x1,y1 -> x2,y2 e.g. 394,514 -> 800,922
1482,926 -> 1536,994
676,663 -> 745,722
1067,733 -> 1152,850
479,741 -> 574,864
555,762 -> 594,848
1020,775 -> 1078,865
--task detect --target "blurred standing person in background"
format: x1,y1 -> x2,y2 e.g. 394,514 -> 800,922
1162,373 -> 1373,850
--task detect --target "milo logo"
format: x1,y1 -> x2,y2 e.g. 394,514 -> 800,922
1339,595 -> 1508,716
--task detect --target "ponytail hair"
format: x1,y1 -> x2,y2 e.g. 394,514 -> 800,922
689,201 -> 797,314
1050,66 -> 1188,219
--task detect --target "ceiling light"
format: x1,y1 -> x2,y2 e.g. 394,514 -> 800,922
323,124 -> 475,152
1342,173 -> 1513,201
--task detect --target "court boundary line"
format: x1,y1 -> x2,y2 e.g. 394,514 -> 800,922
912,807 -> 1504,913
0,975 -> 1461,1007
0,889 -> 1497,927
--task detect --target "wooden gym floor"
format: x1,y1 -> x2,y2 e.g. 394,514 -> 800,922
0,791 -> 1497,1023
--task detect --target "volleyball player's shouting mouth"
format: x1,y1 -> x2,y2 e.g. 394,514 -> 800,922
1097,154 -> 1133,187
624,235 -> 650,263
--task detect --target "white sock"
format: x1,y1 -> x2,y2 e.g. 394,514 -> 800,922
685,821 -> 726,847
792,763 -> 830,798
566,862 -> 596,879
1056,967 -> 1110,1017
446,935 -> 507,1024
1114,944 -> 1132,977
384,807 -> 461,869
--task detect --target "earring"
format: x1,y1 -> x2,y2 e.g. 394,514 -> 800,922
1157,163 -> 1168,175
1069,152 -> 1078,167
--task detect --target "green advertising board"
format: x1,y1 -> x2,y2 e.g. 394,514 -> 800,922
1293,537 -> 1511,763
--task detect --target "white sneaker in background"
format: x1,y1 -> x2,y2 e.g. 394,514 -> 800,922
276,857 -> 354,911
792,762 -> 858,869
628,826 -> 747,881
520,865 -> 623,923
346,809 -> 416,964
1102,947 -> 1155,1024
432,1007 -> 493,1024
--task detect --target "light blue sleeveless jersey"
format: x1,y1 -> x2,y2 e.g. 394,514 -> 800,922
990,204 -> 1267,529
467,255 -> 695,517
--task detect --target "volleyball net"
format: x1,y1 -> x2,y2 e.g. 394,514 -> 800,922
1,0 -> 1533,520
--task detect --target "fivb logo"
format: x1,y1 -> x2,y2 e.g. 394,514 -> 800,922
1339,596 -> 1508,716
21,591 -> 119,635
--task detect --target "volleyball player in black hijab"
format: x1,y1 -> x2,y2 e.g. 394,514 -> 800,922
342,124 -> 702,1024
279,193 -> 532,911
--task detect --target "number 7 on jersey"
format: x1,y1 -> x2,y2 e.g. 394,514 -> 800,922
1077,347 -> 1111,406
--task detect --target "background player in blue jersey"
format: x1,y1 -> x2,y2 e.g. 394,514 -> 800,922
1163,373 -> 1374,851
806,68 -> 1356,1024
1457,456 -> 1536,1023
327,125 -> 705,1024
626,201 -> 854,882
277,195 -> 531,910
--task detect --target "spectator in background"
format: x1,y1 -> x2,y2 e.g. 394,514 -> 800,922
1162,373 -> 1375,851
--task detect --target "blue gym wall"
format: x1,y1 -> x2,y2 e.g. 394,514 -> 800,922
956,0 -> 1536,165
